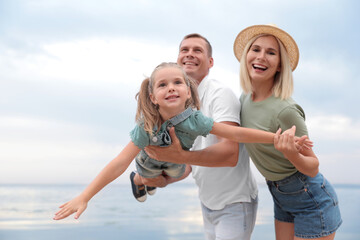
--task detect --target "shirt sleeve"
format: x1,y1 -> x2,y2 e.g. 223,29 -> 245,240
277,104 -> 308,137
191,111 -> 214,137
129,124 -> 150,149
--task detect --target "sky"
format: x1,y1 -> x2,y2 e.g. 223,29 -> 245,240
1,0 -> 359,185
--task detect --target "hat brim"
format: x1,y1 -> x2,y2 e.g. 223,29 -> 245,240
233,24 -> 299,71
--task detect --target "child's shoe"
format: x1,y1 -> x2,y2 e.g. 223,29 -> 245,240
130,171 -> 147,202
146,186 -> 157,195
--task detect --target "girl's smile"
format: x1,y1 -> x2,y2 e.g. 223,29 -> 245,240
165,94 -> 180,101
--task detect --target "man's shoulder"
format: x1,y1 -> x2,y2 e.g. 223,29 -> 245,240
200,78 -> 240,122
204,78 -> 227,88
203,78 -> 235,96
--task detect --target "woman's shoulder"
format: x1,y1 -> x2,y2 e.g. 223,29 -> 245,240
270,96 -> 301,109
276,98 -> 306,120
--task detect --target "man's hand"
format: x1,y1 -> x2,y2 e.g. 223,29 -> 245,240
139,165 -> 192,188
139,174 -> 168,188
145,127 -> 186,164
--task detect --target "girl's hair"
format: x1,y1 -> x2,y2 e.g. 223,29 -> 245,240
240,34 -> 294,100
135,62 -> 200,135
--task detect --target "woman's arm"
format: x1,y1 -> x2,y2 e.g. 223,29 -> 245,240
53,141 -> 140,220
210,122 -> 279,143
275,126 -> 319,177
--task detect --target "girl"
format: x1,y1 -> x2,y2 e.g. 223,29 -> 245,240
233,24 -> 342,239
53,62 -> 301,220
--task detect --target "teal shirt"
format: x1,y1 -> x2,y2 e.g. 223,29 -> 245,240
130,109 -> 214,178
130,109 -> 214,151
240,94 -> 308,181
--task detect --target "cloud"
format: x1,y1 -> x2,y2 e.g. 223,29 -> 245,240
0,37 -> 179,128
0,115 -> 127,184
2,37 -> 177,85
297,57 -> 349,86
307,114 -> 360,141
304,114 -> 360,184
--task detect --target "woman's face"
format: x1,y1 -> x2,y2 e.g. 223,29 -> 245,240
246,35 -> 281,84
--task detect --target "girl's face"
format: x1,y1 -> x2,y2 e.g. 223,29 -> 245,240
246,35 -> 281,84
150,67 -> 191,120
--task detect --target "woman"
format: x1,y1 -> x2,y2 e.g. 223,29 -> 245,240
233,24 -> 342,240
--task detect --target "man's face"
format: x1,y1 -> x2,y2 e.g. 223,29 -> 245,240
177,37 -> 213,82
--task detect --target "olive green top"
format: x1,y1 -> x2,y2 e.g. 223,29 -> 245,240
240,94 -> 308,181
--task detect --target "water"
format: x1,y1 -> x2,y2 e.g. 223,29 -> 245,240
0,183 -> 359,240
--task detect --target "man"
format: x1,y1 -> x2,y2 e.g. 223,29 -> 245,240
145,34 -> 258,240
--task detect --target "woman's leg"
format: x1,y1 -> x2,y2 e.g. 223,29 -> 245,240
275,219 -> 294,240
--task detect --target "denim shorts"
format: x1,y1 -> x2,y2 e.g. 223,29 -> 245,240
135,150 -> 185,178
266,172 -> 342,238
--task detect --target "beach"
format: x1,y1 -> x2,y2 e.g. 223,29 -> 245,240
0,183 -> 358,240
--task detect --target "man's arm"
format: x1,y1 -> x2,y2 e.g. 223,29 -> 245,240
140,164 -> 192,187
145,121 -> 239,167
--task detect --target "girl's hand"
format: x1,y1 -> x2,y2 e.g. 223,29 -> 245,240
294,136 -> 313,151
53,196 -> 88,220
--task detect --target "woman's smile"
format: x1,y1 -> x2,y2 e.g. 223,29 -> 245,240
246,35 -> 281,83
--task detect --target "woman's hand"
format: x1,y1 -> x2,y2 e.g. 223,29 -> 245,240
53,195 -> 88,220
276,126 -> 313,154
275,125 -> 319,177
275,126 -> 301,159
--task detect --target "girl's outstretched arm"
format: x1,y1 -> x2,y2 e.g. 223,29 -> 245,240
210,122 -> 278,143
53,141 -> 140,220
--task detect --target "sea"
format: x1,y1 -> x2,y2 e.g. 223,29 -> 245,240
0,183 -> 359,240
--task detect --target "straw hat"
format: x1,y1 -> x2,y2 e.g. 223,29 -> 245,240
233,24 -> 299,71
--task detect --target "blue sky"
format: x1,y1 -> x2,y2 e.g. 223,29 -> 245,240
1,0 -> 359,184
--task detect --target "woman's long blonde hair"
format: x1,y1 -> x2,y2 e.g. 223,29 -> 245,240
135,62 -> 200,135
240,34 -> 294,100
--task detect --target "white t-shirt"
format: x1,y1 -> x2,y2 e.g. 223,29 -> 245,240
191,76 -> 258,210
